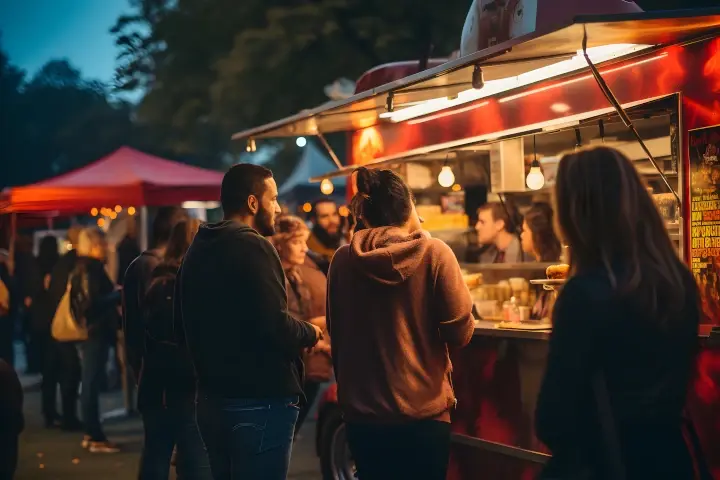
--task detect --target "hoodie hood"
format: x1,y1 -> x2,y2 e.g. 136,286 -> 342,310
349,227 -> 431,285
195,220 -> 256,241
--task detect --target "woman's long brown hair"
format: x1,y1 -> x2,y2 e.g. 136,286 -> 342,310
164,218 -> 202,265
554,146 -> 689,322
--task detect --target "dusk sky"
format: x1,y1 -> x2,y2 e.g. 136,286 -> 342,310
0,0 -> 136,97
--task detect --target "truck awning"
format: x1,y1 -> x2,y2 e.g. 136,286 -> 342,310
231,8 -> 720,141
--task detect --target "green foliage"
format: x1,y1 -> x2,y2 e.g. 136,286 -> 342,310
113,0 -> 470,167
0,42 -> 138,189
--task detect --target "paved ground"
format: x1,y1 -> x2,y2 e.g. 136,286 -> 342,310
15,386 -> 322,479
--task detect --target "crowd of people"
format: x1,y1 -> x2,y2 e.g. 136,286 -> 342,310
0,145 -> 709,479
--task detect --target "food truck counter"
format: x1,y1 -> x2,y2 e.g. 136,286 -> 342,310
451,318 -> 720,480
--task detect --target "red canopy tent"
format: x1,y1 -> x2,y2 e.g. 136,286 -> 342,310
0,146 -> 224,214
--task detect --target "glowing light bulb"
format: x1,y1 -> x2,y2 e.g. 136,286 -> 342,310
320,178 -> 334,195
438,166 -> 455,188
114,205 -> 122,213
128,206 -> 136,216
90,208 -> 98,217
296,137 -> 307,147
526,165 -> 545,190
302,202 -> 312,213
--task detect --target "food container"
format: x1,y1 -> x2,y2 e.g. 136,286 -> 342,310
475,300 -> 499,319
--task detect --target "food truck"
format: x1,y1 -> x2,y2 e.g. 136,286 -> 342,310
232,5 -> 720,479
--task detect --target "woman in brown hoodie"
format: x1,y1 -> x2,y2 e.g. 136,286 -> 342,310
327,167 -> 475,480
271,216 -> 333,437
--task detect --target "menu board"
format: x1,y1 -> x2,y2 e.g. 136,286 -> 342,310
689,125 -> 720,323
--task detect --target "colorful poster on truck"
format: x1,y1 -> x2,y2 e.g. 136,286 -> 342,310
689,124 -> 720,324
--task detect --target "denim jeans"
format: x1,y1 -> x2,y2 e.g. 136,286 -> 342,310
195,394 -> 300,480
78,337 -> 109,441
139,400 -> 212,480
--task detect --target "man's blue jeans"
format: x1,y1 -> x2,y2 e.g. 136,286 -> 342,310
139,399 -> 212,480
195,394 -> 300,480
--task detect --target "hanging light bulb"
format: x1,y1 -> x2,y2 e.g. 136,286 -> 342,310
320,178 -> 334,195
526,135 -> 545,190
526,161 -> 545,190
438,165 -> 455,188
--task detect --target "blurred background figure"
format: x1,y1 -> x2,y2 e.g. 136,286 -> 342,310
0,357 -> 23,479
271,216 -> 332,439
74,228 -> 122,453
137,218 -> 211,479
306,199 -> 344,275
520,202 -> 561,262
116,216 -> 141,287
46,227 -> 84,431
0,249 -> 14,366
14,234 -> 39,373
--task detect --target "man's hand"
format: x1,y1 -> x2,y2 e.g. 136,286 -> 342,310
310,323 -> 324,345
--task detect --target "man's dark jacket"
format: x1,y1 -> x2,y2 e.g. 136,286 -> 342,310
177,220 -> 317,399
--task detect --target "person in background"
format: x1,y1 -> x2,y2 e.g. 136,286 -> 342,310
116,216 -> 141,287
520,202 -> 561,262
475,201 -> 525,263
327,167 -> 475,480
15,235 -> 41,373
0,250 -> 14,366
306,199 -> 344,274
74,228 -> 122,453
46,227 -> 84,431
520,202 -> 562,321
536,147 -> 703,479
179,164 -> 321,480
0,358 -> 22,480
123,207 -> 189,385
271,216 -> 332,438
137,218 -> 211,479
29,235 -> 66,428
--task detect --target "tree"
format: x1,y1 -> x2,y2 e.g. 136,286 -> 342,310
0,46 -> 138,189
0,36 -> 26,187
113,0 -> 470,167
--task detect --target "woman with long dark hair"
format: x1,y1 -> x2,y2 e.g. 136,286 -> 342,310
535,147 -> 702,479
327,167 -> 474,480
520,202 -> 561,262
138,218 -> 211,479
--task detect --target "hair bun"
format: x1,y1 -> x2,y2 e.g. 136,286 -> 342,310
355,167 -> 380,195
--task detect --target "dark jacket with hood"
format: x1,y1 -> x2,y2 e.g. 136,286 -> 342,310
327,227 -> 475,424
177,220 -> 318,399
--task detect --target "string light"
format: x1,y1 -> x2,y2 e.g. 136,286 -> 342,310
320,178 -> 334,195
90,208 -> 98,217
338,205 -> 349,217
114,205 -> 122,213
302,203 -> 312,213
127,206 -> 136,216
97,218 -> 105,227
